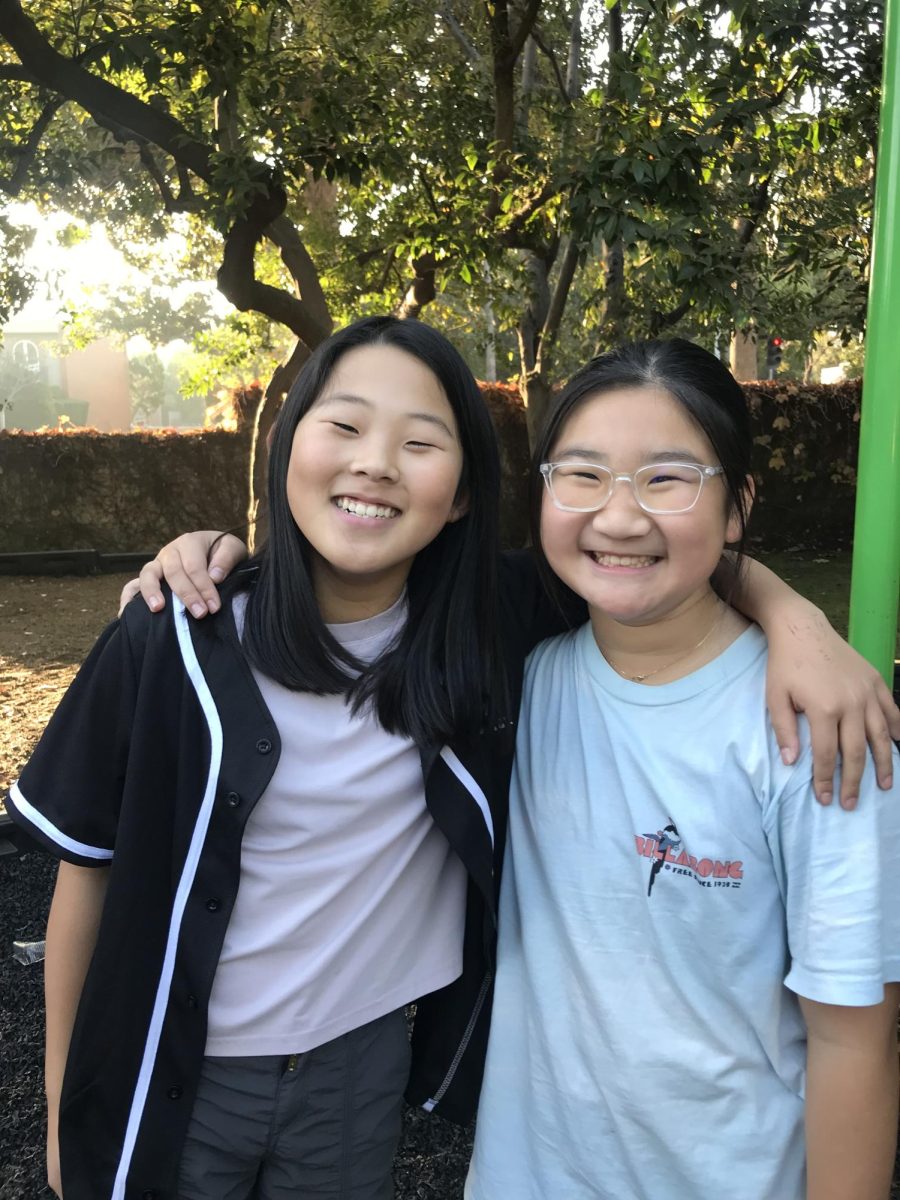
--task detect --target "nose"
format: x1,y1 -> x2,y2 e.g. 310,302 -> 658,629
590,477 -> 653,536
349,437 -> 399,483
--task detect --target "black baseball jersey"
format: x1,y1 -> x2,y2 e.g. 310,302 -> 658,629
7,552 -> 577,1200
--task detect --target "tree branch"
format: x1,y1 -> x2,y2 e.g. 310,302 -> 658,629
531,27 -> 571,106
735,176 -> 771,250
625,10 -> 653,62
176,162 -> 195,203
0,0 -> 213,182
265,213 -> 332,339
0,0 -> 333,352
647,296 -> 692,336
439,1 -> 481,63
501,179 -> 556,238
218,189 -> 332,348
138,144 -> 180,212
396,252 -> 437,320
509,0 -> 543,61
541,234 -> 579,359
0,95 -> 63,196
0,61 -> 33,80
417,166 -> 442,219
565,1 -> 583,99
375,246 -> 397,293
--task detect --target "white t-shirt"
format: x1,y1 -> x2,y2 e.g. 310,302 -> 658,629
205,592 -> 467,1055
466,622 -> 900,1200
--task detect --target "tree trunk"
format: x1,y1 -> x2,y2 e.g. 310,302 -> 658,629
730,330 -> 759,382
522,370 -> 553,447
248,339 -> 311,550
484,300 -> 498,381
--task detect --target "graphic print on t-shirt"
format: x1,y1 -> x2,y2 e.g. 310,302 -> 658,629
636,822 -> 744,895
645,822 -> 681,896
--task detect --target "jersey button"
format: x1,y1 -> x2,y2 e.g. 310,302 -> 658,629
167,1085 -> 183,1100
142,1191 -> 158,1199
256,737 -> 273,754
225,791 -> 241,807
205,898 -> 221,912
186,993 -> 199,1009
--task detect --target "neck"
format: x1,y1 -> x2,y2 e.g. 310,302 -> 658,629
590,589 -> 746,684
311,557 -> 408,623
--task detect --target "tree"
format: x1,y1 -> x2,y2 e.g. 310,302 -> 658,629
0,0 -> 882,530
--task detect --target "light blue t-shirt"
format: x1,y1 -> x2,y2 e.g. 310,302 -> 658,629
466,622 -> 900,1200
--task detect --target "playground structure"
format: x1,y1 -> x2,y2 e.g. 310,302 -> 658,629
849,0 -> 900,687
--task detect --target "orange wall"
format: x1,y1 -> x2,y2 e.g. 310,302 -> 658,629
61,338 -> 131,430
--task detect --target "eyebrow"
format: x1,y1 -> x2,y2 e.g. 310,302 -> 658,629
553,447 -> 703,464
318,393 -> 456,439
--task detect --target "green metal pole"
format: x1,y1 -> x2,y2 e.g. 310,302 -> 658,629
848,0 -> 900,686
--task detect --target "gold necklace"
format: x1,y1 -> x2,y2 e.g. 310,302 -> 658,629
600,601 -> 725,683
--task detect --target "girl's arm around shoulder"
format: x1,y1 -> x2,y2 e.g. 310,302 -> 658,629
800,984 -> 900,1200
120,531 -> 248,617
731,555 -> 900,809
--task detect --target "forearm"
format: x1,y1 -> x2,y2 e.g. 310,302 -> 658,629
725,554 -> 824,629
44,863 -> 110,1112
804,1033 -> 898,1200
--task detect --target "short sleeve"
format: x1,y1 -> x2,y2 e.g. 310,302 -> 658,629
6,615 -> 141,866
765,744 -> 900,1006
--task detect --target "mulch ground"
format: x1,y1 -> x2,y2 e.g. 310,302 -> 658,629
1,574 -> 898,1199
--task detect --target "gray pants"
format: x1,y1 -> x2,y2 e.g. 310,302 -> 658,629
177,1009 -> 411,1200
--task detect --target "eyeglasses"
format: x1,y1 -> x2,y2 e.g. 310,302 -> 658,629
540,461 -> 725,515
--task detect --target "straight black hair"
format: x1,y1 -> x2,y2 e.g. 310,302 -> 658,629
529,338 -> 754,603
239,315 -> 507,747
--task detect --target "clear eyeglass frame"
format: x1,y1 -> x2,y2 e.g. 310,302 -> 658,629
539,461 -> 725,515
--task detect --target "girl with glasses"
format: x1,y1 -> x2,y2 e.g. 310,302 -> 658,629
466,338 -> 900,1200
94,330 -> 896,1200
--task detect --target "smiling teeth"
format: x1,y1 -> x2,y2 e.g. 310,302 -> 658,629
591,552 -> 658,567
336,497 -> 400,519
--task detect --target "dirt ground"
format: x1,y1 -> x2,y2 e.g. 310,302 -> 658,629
2,573 -> 898,1199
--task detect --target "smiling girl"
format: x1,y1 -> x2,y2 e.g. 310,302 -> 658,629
465,339 -> 900,1200
10,317 -> 533,1200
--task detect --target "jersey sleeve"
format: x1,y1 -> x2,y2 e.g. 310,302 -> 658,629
6,613 -> 142,867
764,742 -> 900,1006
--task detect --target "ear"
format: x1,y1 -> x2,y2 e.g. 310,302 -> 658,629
726,474 -> 755,543
447,492 -> 470,524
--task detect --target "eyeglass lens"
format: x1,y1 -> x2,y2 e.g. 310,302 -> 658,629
549,463 -> 705,512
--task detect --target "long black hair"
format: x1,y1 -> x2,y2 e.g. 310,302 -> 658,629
529,338 -> 754,601
239,315 -> 506,747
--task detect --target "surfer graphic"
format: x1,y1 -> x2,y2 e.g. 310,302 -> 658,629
646,822 -> 681,896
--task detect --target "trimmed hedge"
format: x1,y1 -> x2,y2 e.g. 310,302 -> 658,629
0,428 -> 252,553
744,379 -> 861,551
0,381 -> 861,555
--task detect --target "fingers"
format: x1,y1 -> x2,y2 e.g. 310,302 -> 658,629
874,674 -> 900,743
118,578 -> 141,617
806,711 -> 839,808
137,559 -> 166,613
834,710 -> 868,810
207,533 -> 249,586
766,691 -> 800,768
864,692 -> 896,792
136,532 -> 236,618
156,540 -> 220,617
